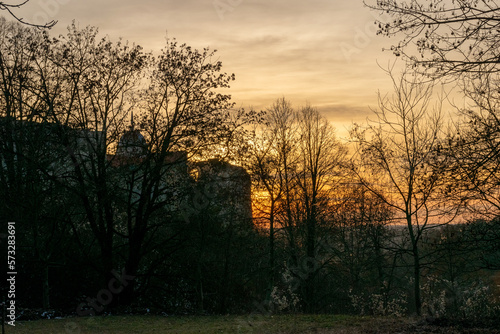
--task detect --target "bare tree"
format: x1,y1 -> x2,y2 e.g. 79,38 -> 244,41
365,1 -> 500,270
249,98 -> 298,283
295,105 -> 347,311
250,98 -> 347,311
328,182 -> 396,313
249,129 -> 283,283
350,70 -> 456,315
1,1 -> 56,28
366,0 -> 500,78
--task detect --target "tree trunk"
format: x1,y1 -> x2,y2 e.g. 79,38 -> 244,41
42,265 -> 50,309
269,201 -> 275,285
305,216 -> 316,313
413,246 -> 422,316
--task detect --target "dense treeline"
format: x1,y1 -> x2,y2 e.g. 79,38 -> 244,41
0,14 -> 499,323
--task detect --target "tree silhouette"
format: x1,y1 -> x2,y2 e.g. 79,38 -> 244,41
250,98 -> 347,312
0,20 -> 254,308
350,69 -> 456,315
366,0 -> 500,78
250,98 -> 298,285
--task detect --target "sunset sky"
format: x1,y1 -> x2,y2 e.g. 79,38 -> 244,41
12,0 -> 400,138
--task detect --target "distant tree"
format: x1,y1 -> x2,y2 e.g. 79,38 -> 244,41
249,128 -> 283,283
250,98 -> 347,312
463,218 -> 500,271
330,183 -> 394,293
350,70 -> 456,315
253,98 -> 301,269
249,97 -> 299,288
295,105 -> 347,311
321,182 -> 404,315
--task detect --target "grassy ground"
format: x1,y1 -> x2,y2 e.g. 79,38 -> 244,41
7,314 -> 500,334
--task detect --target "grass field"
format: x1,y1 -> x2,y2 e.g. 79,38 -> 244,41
6,314 -> 499,333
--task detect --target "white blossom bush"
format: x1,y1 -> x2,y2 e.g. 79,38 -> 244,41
457,281 -> 500,321
349,288 -> 407,317
269,268 -> 300,312
421,275 -> 448,318
421,276 -> 500,321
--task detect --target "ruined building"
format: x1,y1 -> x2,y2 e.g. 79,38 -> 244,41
110,119 -> 253,227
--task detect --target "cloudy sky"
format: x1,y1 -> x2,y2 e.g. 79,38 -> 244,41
13,0 -> 400,138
